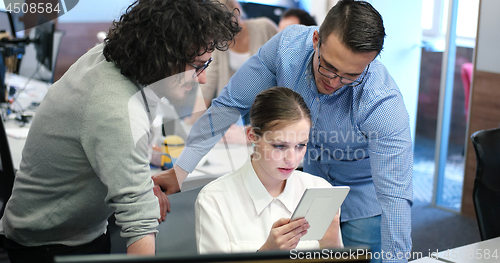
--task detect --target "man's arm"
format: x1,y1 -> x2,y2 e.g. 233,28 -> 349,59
127,233 -> 155,255
152,164 -> 187,194
363,88 -> 413,262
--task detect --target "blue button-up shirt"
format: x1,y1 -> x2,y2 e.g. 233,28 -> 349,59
177,25 -> 413,262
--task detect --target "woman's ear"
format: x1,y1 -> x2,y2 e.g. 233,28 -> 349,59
246,127 -> 257,144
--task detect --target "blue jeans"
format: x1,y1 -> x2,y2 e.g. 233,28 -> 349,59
341,215 -> 382,263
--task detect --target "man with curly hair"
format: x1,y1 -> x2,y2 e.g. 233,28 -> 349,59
0,0 -> 240,261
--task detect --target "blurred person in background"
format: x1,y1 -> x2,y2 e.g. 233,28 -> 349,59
278,8 -> 317,31
185,0 -> 278,146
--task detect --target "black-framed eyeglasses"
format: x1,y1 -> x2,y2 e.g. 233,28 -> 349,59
188,57 -> 213,78
317,42 -> 369,87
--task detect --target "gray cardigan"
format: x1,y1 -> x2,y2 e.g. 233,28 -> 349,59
1,44 -> 160,248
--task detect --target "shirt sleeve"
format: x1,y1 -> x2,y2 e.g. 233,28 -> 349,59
200,50 -> 220,102
81,89 -> 160,247
361,88 -> 413,262
176,32 -> 284,173
195,190 -> 232,254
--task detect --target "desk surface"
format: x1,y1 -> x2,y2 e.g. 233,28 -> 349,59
410,257 -> 444,262
436,237 -> 500,263
4,72 -> 50,112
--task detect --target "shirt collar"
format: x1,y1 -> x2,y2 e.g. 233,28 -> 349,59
241,156 -> 296,215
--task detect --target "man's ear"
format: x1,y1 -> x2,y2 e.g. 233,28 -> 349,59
313,30 -> 320,50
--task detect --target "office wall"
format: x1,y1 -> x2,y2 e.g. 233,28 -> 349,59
461,0 -> 500,217
58,0 -> 133,23
53,1 -> 136,81
368,0 -> 423,144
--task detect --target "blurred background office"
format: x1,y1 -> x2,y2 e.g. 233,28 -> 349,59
3,0 -> 499,260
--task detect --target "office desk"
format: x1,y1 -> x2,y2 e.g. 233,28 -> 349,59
436,237 -> 500,263
3,72 -> 50,112
410,257 -> 445,262
181,143 -> 250,190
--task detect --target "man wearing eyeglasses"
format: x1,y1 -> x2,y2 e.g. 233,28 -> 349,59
155,0 -> 412,262
1,0 -> 240,262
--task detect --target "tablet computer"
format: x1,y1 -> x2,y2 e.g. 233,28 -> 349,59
290,186 -> 350,240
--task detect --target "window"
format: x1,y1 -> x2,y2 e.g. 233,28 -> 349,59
421,0 -> 479,48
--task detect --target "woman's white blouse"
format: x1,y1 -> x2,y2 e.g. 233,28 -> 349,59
195,158 -> 342,254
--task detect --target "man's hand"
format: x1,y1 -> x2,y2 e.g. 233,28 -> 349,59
151,168 -> 180,223
152,168 -> 181,195
152,185 -> 170,222
151,165 -> 189,221
318,209 -> 342,249
259,218 -> 309,251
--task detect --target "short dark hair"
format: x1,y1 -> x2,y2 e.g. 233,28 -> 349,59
281,8 -> 317,26
250,87 -> 311,136
319,0 -> 385,54
103,0 -> 241,86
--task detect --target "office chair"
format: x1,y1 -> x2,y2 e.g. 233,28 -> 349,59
470,127 -> 500,240
0,118 -> 16,219
109,185 -> 206,254
0,118 -> 16,252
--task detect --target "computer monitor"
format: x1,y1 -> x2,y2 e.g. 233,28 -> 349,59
0,52 -> 6,103
55,248 -> 371,263
0,9 -> 17,103
0,9 -> 16,38
33,17 -> 55,71
239,2 -> 293,25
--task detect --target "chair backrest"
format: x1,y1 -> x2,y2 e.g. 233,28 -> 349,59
470,127 -> 500,240
18,30 -> 64,84
109,185 -> 205,254
0,119 -> 16,219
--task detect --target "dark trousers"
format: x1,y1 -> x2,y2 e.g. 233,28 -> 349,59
4,232 -> 111,263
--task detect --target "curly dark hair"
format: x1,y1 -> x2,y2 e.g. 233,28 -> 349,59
103,0 -> 241,86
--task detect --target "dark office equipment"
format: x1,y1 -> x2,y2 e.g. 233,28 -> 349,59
33,18 -> 55,72
0,9 -> 16,38
55,247 -> 370,263
1,10 -> 18,103
0,118 -> 15,218
239,2 -> 294,25
1,16 -> 56,75
0,52 -> 6,103
470,127 -> 500,240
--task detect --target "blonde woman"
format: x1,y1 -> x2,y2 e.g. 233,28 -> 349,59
195,87 -> 342,253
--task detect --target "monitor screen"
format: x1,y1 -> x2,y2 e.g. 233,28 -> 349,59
55,248 -> 371,263
33,17 -> 55,71
0,9 -> 16,38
